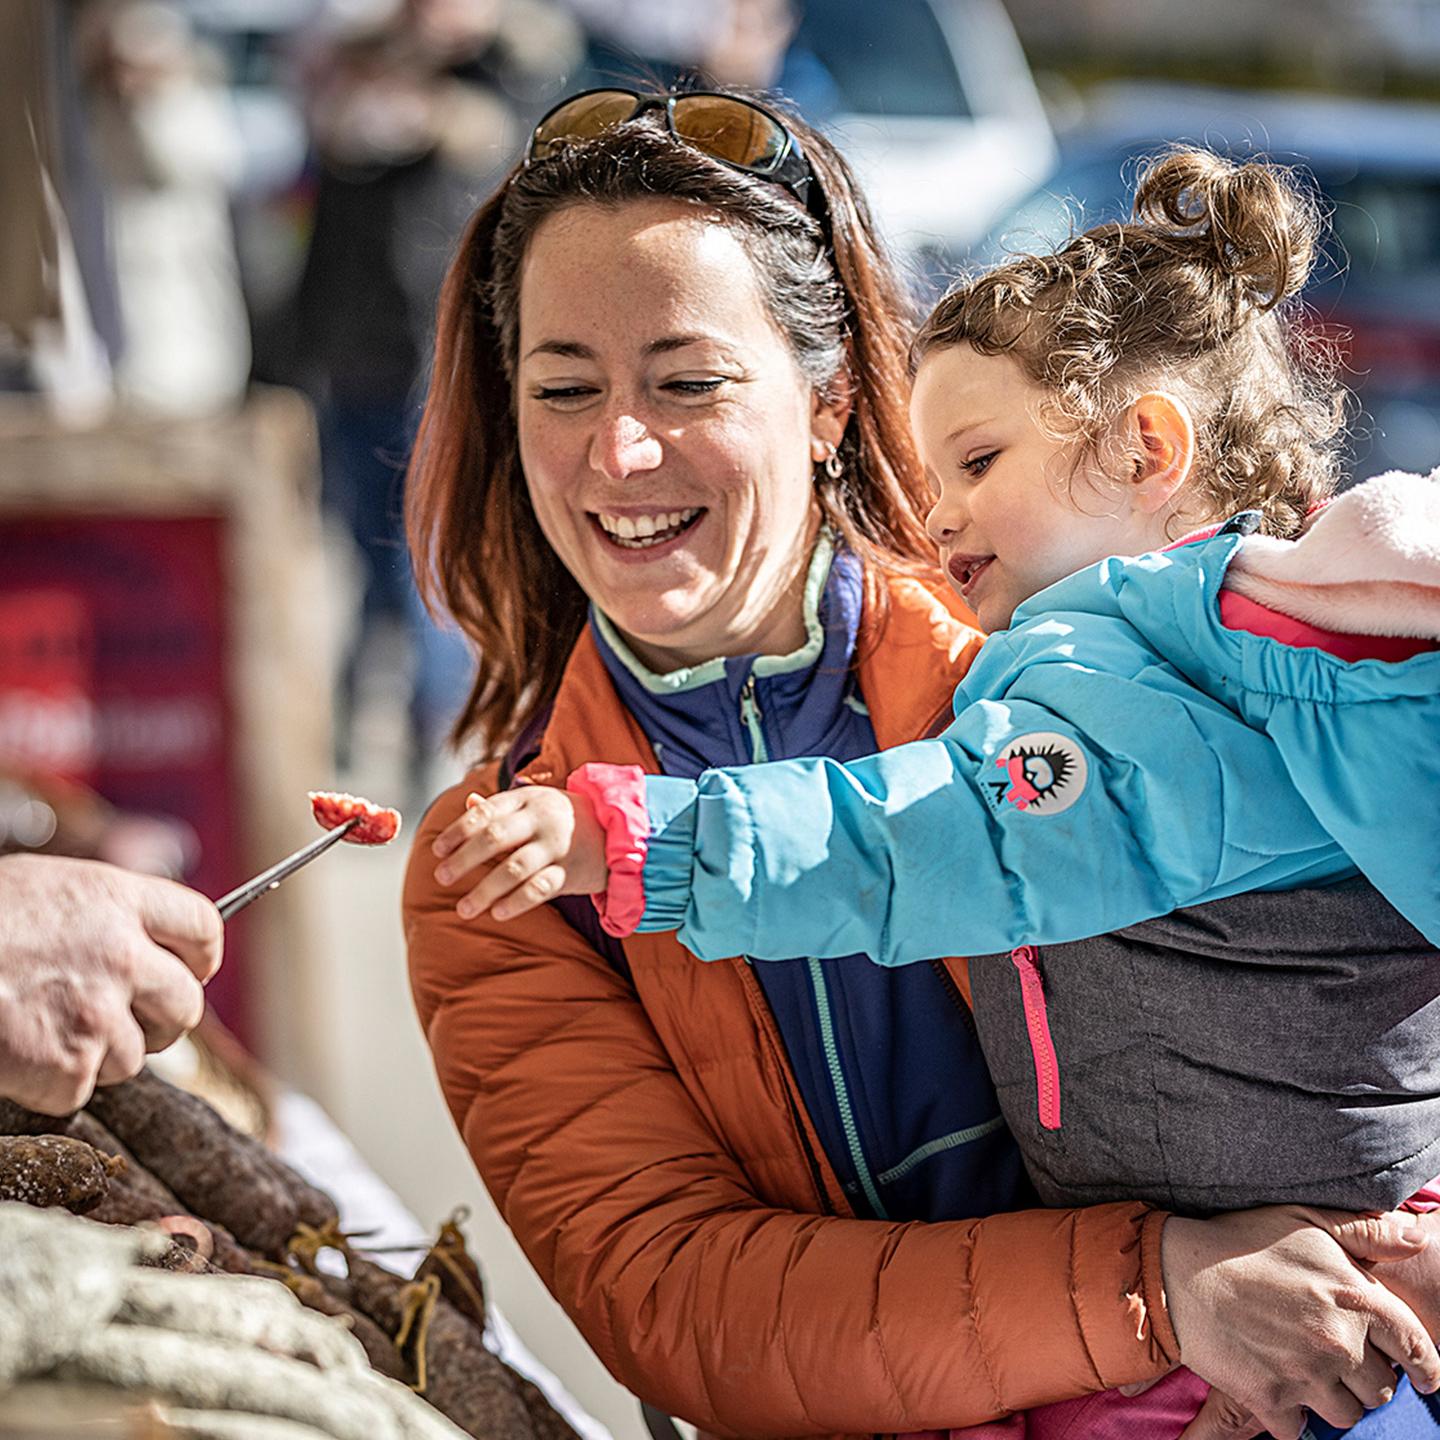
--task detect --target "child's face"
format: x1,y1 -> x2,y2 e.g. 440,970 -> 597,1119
911,344 -> 1178,631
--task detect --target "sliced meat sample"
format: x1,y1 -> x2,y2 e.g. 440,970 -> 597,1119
308,791 -> 402,846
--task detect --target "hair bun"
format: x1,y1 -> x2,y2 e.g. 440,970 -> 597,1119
1133,146 -> 1320,311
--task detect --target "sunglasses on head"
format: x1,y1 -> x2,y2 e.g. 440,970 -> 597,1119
526,88 -> 828,228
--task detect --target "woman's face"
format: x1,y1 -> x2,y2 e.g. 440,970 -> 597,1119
515,198 -> 842,671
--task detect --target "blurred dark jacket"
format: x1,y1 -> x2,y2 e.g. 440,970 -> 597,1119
294,2 -> 579,405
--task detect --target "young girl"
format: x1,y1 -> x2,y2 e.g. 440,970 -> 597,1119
431,147 -> 1440,1436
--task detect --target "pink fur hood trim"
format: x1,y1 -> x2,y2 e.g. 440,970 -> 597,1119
1223,466 -> 1440,639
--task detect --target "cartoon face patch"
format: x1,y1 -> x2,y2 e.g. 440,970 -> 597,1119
983,732 -> 1088,816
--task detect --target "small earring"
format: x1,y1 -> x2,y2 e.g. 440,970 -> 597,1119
822,443 -> 844,481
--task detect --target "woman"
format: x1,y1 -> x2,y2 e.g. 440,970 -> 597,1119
402,88 -> 1440,1438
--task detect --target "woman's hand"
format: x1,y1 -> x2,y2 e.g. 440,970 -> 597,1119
431,787 -> 608,921
1163,1205 -> 1440,1440
1363,1208 -> 1440,1341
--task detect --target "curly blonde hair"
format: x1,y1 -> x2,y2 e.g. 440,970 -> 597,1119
913,147 -> 1349,537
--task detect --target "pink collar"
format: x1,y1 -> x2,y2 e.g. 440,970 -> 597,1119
1218,590 -> 1437,662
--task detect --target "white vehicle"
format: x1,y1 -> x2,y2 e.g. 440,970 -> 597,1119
796,0 -> 1057,267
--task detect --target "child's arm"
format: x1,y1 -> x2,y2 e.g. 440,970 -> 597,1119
433,641 -> 1353,960
411,782 -> 1187,1431
633,668 -> 1349,964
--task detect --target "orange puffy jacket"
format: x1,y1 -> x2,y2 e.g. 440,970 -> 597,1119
404,573 -> 1177,1439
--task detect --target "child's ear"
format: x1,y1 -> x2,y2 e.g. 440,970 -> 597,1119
1126,392 -> 1195,513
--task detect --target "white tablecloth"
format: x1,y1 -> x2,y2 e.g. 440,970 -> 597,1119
273,1087 -> 613,1440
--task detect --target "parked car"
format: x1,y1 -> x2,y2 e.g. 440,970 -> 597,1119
797,0 -> 1057,265
978,82 -> 1440,478
575,0 -> 1059,272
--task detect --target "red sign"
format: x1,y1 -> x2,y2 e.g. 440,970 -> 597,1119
0,514 -> 249,1041
0,588 -> 96,780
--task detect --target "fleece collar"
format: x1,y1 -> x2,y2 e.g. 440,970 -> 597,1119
1224,467 -> 1440,638
592,529 -> 838,695
588,531 -> 875,779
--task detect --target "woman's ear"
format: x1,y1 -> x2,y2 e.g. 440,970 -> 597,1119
810,372 -> 853,457
1126,391 -> 1195,514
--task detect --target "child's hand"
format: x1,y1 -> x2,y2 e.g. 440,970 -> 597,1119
431,787 -> 608,921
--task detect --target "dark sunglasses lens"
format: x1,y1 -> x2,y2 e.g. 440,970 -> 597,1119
531,91 -> 638,161
671,95 -> 788,173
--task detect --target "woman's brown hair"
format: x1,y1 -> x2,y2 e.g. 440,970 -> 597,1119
913,146 -> 1348,538
407,96 -> 930,758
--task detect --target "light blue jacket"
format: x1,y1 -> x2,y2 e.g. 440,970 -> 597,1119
638,526 -> 1440,961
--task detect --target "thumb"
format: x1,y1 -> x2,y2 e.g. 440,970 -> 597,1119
1310,1207 -> 1428,1264
1177,1388 -> 1264,1440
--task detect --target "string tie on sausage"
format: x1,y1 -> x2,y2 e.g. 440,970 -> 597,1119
395,1273 -> 442,1392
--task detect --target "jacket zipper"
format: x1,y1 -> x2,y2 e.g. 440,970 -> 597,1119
739,674 -> 768,762
807,957 -> 888,1219
1011,946 -> 1062,1131
778,1029 -> 841,1216
929,959 -> 980,1041
735,960 -> 843,1216
740,670 -> 888,1218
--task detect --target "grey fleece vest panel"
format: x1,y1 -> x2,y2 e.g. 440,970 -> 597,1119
968,877 -> 1440,1216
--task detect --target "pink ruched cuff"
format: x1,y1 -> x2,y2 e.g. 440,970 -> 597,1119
1402,1178 -> 1440,1213
566,762 -> 650,938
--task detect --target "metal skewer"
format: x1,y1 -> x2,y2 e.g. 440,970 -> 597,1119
215,817 -> 359,920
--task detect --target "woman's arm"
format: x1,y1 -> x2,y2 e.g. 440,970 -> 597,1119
410,781 -> 1439,1437
408,779 -> 1177,1435
1163,1207 -> 1440,1438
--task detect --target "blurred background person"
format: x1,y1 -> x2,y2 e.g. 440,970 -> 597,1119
77,0 -> 251,417
572,0 -> 841,122
696,0 -> 841,119
0,0 -> 119,420
290,0 -> 582,793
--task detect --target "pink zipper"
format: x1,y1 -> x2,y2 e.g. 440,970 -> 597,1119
1011,945 -> 1062,1131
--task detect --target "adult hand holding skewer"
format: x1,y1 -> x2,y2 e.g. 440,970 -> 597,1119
0,854 -> 222,1115
0,791 -> 400,1117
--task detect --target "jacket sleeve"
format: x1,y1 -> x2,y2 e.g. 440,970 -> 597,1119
640,628 -> 1351,966
406,781 -> 1176,1437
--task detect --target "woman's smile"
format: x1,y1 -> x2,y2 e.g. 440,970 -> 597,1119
590,505 -> 707,554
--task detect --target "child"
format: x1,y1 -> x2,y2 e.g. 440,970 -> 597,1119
432,148 -> 1440,1436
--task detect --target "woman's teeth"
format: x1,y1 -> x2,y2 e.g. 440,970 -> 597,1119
596,508 -> 701,548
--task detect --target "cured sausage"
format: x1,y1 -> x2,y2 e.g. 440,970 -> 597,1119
346,1253 -> 535,1440
86,1069 -> 337,1256
0,1133 -> 119,1212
